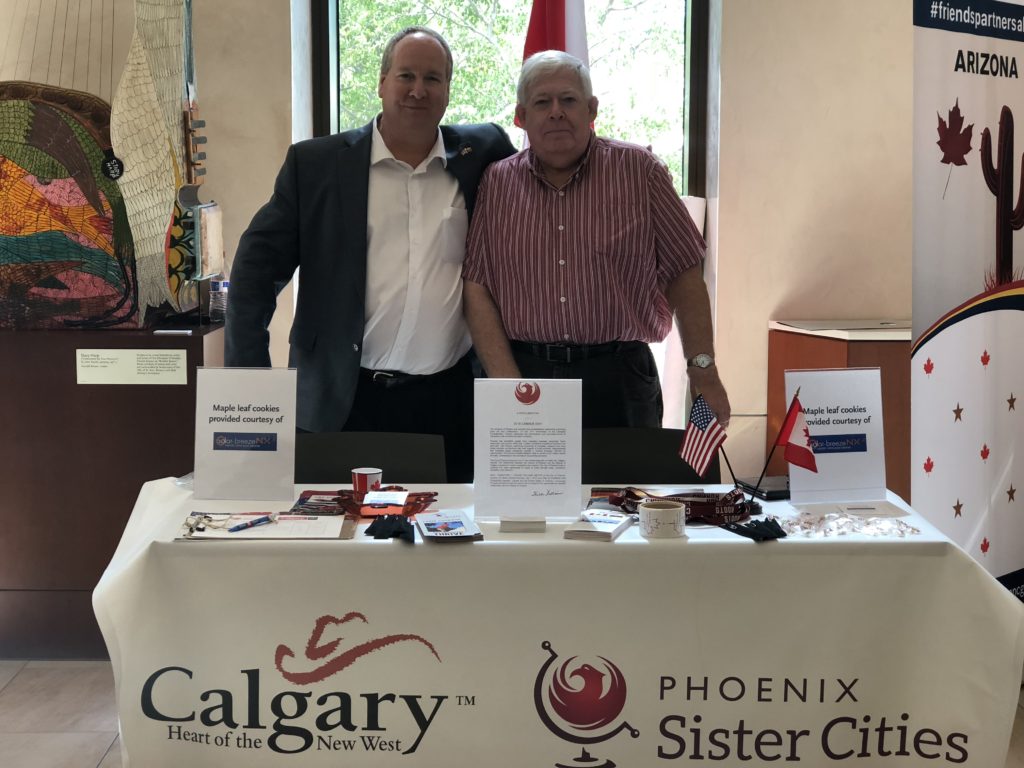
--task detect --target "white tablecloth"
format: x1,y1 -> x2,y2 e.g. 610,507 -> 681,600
94,479 -> 1024,767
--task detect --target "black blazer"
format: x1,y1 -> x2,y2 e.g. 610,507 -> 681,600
225,121 -> 516,432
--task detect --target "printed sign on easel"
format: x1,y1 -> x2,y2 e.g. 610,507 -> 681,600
785,368 -> 886,504
193,368 -> 297,500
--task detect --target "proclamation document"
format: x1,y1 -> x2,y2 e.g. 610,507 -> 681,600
473,379 -> 582,520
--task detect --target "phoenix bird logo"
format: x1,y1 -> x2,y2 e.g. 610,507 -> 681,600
515,381 -> 541,405
535,641 -> 637,768
274,612 -> 440,685
550,660 -> 627,731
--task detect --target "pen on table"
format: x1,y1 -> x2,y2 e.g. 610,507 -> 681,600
228,514 -> 275,532
153,329 -> 192,335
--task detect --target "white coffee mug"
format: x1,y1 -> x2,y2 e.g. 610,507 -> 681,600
638,500 -> 686,539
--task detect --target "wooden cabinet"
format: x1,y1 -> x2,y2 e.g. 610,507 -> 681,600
766,321 -> 911,503
0,326 -> 223,657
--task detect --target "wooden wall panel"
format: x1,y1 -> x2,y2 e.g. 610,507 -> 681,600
0,326 -> 222,657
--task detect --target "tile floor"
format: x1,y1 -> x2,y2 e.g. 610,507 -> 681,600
0,659 -> 1023,767
0,661 -> 119,768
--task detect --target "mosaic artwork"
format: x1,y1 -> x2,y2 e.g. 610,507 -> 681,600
0,81 -> 137,328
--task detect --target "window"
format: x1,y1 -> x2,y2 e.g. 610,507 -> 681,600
321,0 -> 697,195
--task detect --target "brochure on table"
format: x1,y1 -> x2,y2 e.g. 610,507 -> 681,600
785,368 -> 886,504
474,379 -> 582,520
193,367 -> 297,500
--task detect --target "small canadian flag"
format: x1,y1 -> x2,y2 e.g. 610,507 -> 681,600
776,393 -> 818,473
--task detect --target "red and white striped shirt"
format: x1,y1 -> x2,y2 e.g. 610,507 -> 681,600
463,136 -> 705,344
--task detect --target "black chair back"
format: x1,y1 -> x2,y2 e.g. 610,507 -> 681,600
295,432 -> 447,484
581,427 -> 721,485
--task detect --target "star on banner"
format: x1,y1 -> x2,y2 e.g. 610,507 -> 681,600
954,499 -> 963,518
1009,393 -> 1017,411
1009,486 -> 1017,503
953,403 -> 963,421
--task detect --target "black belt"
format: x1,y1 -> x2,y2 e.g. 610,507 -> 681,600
360,355 -> 468,389
509,339 -> 642,364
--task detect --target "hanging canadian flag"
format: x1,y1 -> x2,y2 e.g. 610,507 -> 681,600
523,0 -> 589,64
776,394 -> 818,473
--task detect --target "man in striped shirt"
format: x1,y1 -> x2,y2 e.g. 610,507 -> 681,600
463,50 -> 730,429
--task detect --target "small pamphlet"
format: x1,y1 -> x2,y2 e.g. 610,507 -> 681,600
415,511 -> 483,542
564,511 -> 633,541
362,490 -> 409,511
290,490 -> 344,514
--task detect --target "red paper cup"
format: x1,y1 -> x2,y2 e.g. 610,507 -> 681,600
352,467 -> 382,494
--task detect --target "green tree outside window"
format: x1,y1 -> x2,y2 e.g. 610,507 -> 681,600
338,0 -> 687,193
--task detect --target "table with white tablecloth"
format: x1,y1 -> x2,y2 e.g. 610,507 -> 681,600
94,479 -> 1024,767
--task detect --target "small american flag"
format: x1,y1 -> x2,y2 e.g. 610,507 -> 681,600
680,394 -> 727,477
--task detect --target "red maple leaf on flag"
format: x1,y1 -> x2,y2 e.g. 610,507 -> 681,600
924,357 -> 934,375
981,537 -> 990,554
981,349 -> 990,367
937,99 -> 973,165
981,444 -> 990,461
923,456 -> 934,474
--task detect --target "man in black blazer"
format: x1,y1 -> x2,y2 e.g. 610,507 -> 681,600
226,27 -> 516,482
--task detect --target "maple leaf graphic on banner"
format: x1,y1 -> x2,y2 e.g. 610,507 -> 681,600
981,349 -> 991,367
937,99 -> 974,198
981,537 -> 990,555
938,100 -> 974,165
924,456 -> 934,474
981,444 -> 990,461
924,357 -> 934,375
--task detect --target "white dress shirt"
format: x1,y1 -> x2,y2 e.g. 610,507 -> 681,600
360,118 -> 471,374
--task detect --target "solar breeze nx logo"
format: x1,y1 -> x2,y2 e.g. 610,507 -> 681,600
213,432 -> 277,451
811,434 -> 868,454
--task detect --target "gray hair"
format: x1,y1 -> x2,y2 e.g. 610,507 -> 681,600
380,26 -> 453,83
517,50 -> 593,105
